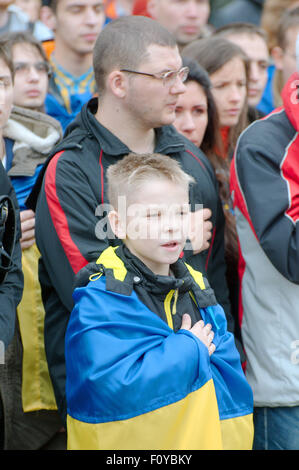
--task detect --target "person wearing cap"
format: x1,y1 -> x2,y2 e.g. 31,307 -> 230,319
230,32 -> 299,451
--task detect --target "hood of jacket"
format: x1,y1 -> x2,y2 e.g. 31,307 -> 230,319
63,97 -> 187,156
74,244 -> 217,305
5,105 -> 62,177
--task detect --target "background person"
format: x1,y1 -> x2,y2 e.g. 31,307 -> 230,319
182,36 -> 249,350
0,162 -> 23,450
0,46 -> 23,351
214,22 -> 269,121
0,31 -> 63,450
258,0 -> 299,114
40,0 -> 105,131
173,58 -> 221,182
103,0 -> 135,20
147,0 -> 212,49
210,0 -> 265,28
230,55 -> 299,451
0,0 -> 53,40
270,5 -> 299,108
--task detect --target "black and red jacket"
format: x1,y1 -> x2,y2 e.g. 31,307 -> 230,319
28,98 -> 232,421
230,72 -> 299,406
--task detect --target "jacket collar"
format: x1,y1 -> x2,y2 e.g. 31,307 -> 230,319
74,244 -> 217,308
118,244 -> 194,295
76,98 -> 186,157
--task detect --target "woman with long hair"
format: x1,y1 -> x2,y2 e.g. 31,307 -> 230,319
180,39 -> 249,345
173,57 -> 221,158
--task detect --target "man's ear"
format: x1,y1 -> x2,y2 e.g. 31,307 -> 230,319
271,46 -> 284,71
108,210 -> 126,239
40,6 -> 57,31
107,70 -> 128,99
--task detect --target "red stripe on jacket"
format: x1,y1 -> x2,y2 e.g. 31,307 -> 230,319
45,151 -> 88,274
280,133 -> 299,223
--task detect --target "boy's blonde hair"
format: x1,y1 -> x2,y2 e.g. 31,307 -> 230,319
107,153 -> 194,210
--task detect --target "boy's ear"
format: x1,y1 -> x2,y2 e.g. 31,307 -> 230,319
108,210 -> 126,239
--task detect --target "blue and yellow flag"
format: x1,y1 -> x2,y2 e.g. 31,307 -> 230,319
65,252 -> 253,450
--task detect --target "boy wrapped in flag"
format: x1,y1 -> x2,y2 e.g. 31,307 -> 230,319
65,153 -> 253,450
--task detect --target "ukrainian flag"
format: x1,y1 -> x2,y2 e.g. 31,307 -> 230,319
65,253 -> 253,450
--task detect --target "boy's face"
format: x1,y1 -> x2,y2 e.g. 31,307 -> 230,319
225,32 -> 269,107
115,178 -> 190,276
12,43 -> 49,110
0,58 -> 13,131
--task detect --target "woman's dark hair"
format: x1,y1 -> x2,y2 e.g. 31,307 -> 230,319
182,36 -> 249,152
182,57 -> 221,157
182,39 -> 248,291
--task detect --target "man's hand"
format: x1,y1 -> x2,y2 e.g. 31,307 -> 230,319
188,208 -> 213,254
180,313 -> 216,355
20,209 -> 35,250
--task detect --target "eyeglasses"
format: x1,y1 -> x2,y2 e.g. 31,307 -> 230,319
120,66 -> 189,87
13,61 -> 52,76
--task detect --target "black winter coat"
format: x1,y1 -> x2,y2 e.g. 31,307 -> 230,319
0,163 -> 23,349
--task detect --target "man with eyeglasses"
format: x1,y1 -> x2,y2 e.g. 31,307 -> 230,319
28,15 -> 232,428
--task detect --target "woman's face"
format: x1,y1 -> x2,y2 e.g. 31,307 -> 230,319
0,57 -> 13,130
210,56 -> 247,128
173,80 -> 208,147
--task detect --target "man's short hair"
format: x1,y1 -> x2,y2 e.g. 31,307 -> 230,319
93,15 -> 178,94
214,22 -> 268,43
107,153 -> 194,210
